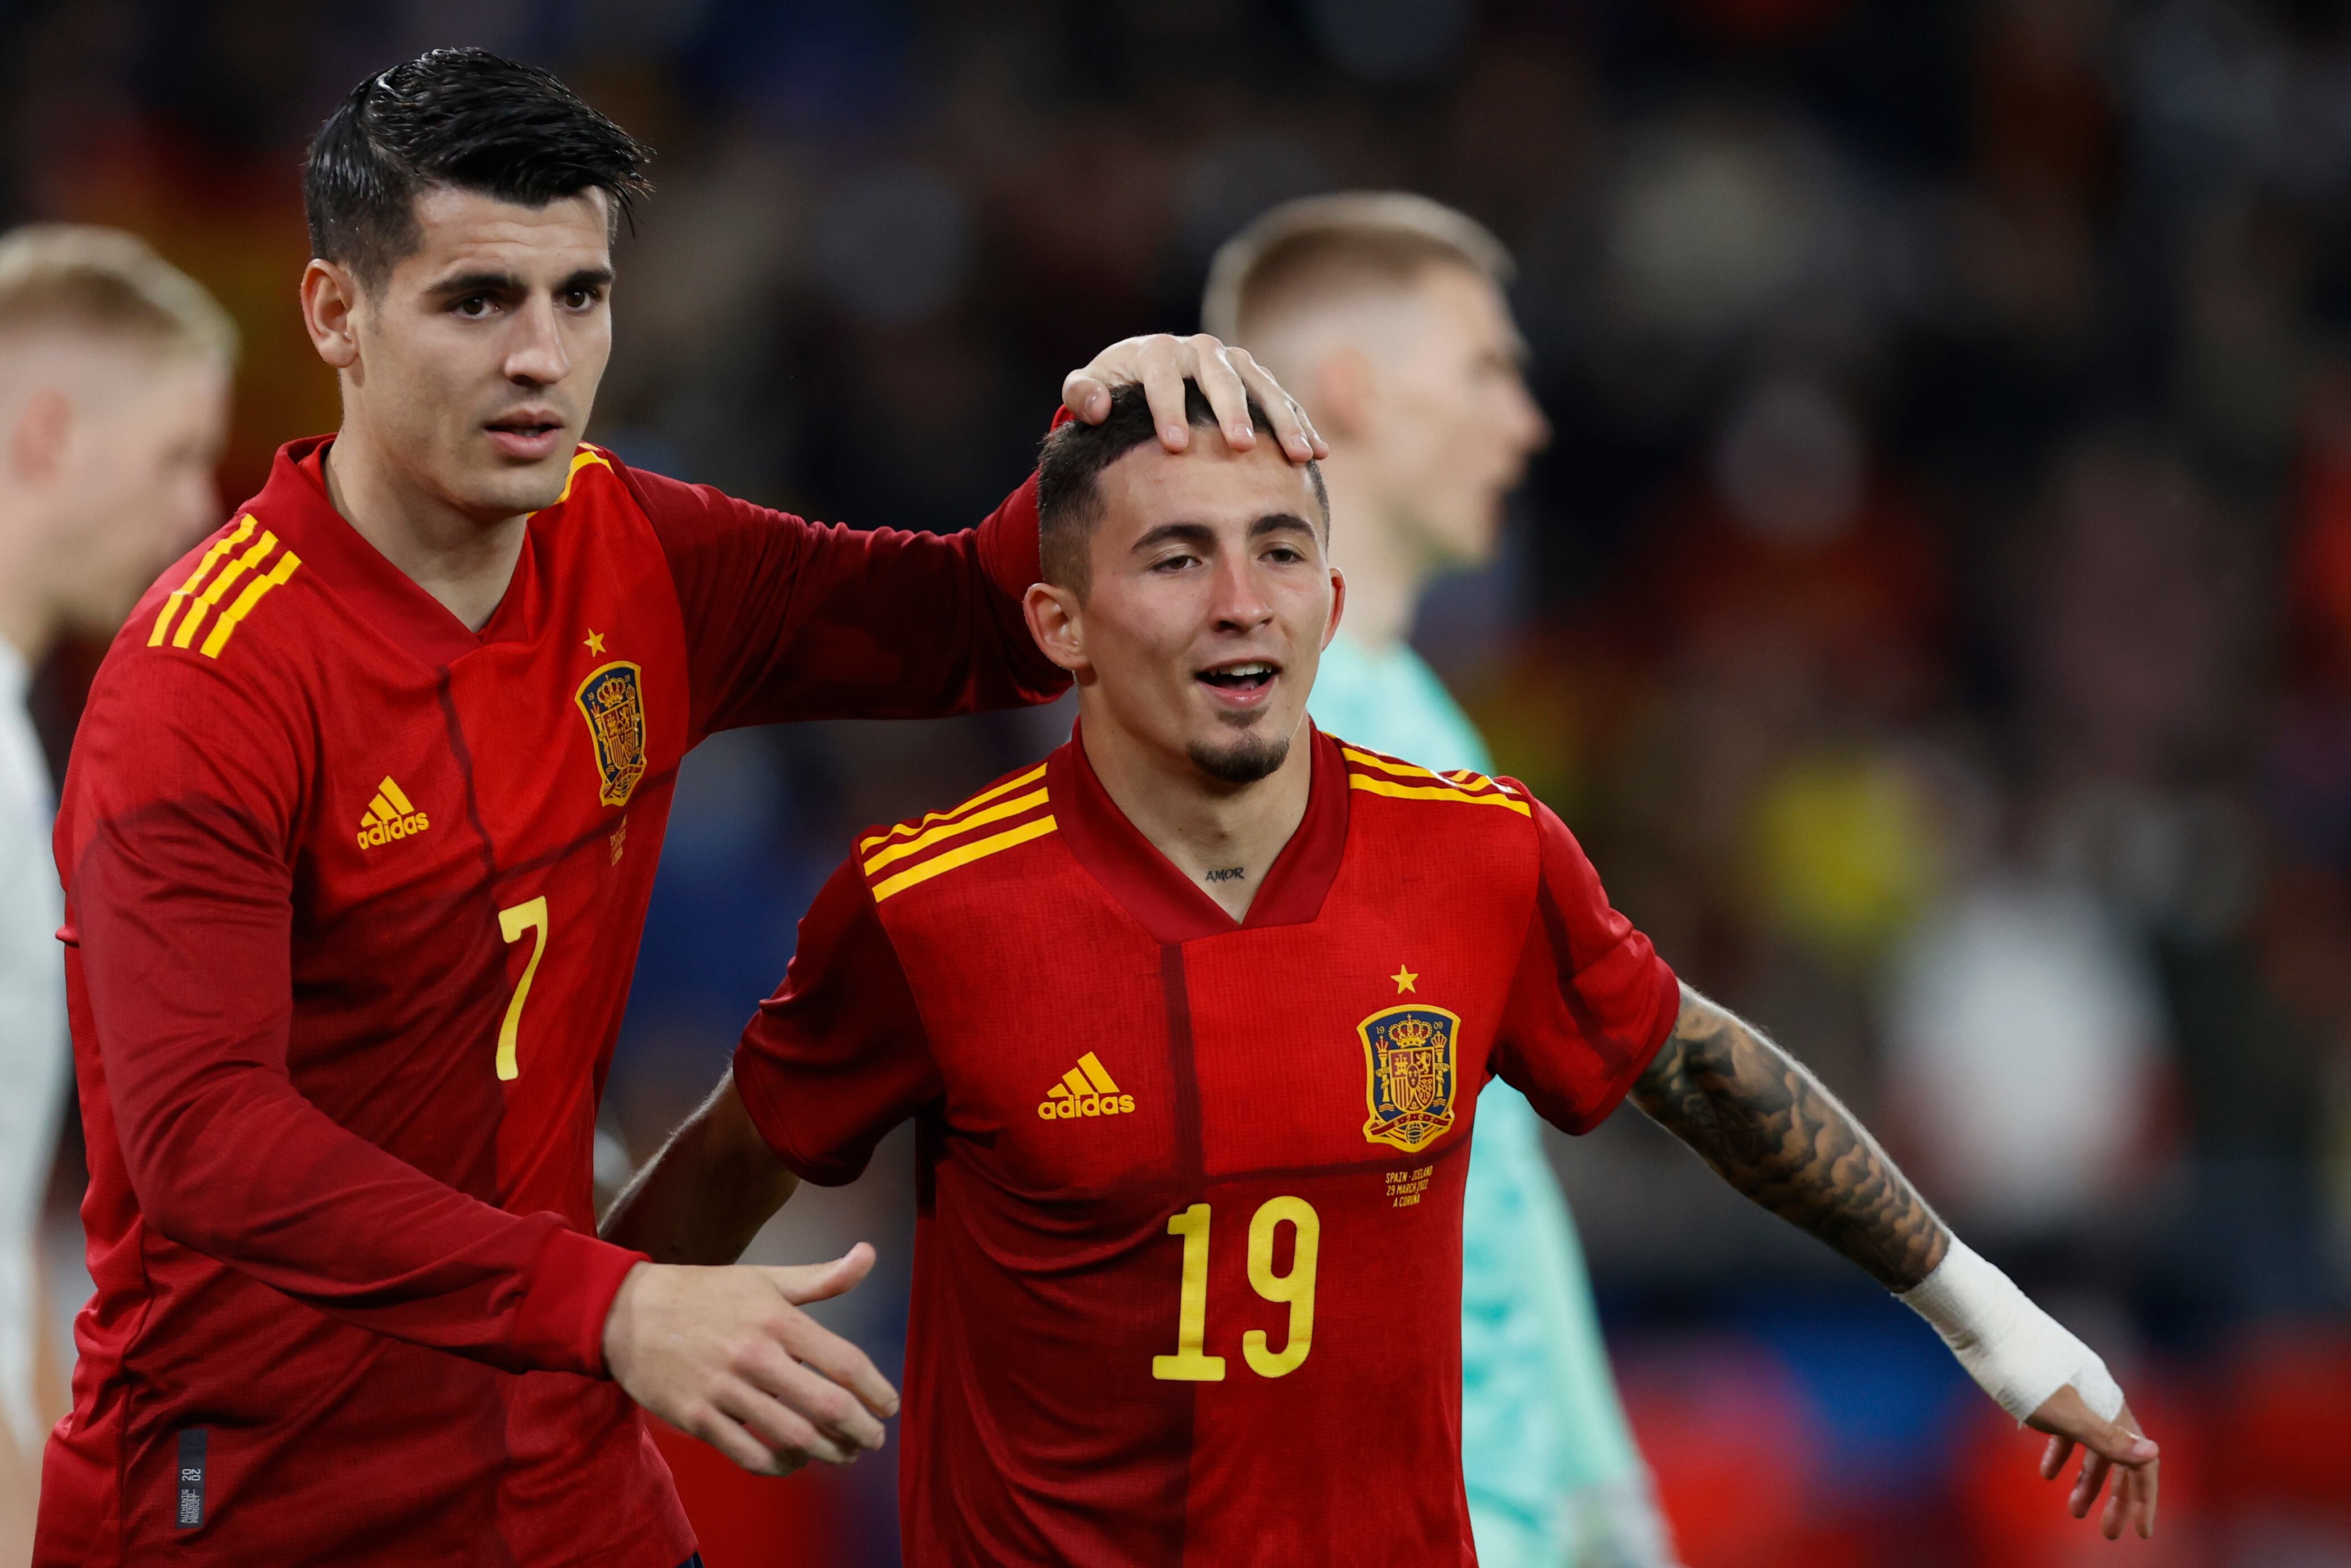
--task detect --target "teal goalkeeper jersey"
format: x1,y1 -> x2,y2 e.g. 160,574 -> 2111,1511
1311,634 -> 1643,1564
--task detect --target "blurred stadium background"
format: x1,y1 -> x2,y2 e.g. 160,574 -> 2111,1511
8,0 -> 2351,1564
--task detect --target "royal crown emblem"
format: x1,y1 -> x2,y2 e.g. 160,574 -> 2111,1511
575,660 -> 647,809
1358,1005 -> 1461,1152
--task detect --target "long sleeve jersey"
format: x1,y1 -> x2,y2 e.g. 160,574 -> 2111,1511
37,437 -> 1063,1567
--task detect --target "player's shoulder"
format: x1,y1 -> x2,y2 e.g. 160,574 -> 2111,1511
573,441 -> 777,539
110,509 -> 321,691
1330,735 -> 1535,826
851,756 -> 1060,910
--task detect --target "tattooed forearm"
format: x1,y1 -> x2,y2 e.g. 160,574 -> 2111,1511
1632,983 -> 1950,1290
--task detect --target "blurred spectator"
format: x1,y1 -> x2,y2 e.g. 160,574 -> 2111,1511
0,221 -> 233,1561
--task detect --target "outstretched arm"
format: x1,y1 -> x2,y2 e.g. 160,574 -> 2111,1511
1629,983 -> 1948,1290
1631,982 -> 2161,1539
602,1071 -> 798,1265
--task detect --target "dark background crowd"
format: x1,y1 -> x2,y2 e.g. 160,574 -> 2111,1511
6,0 -> 2350,1564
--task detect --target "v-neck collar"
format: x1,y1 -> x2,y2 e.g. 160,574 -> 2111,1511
254,436 -> 545,667
1048,720 -> 1349,946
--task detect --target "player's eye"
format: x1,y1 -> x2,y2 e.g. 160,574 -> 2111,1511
1264,544 -> 1306,564
561,288 -> 599,310
1151,552 -> 1199,573
453,295 -> 494,320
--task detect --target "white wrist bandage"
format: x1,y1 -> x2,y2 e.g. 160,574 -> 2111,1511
1898,1239 -> 2123,1424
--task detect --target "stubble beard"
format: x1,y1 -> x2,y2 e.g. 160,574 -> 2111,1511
1187,721 -> 1291,785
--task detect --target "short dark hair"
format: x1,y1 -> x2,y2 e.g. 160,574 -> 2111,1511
305,48 -> 655,290
1035,379 -> 1329,596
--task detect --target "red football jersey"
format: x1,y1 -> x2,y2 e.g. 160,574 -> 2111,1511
733,724 -> 1680,1567
40,437 -> 1061,1566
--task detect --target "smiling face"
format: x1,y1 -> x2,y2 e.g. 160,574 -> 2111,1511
1027,425 -> 1343,788
315,185 -> 613,522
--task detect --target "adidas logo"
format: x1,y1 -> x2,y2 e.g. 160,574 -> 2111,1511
1036,1052 -> 1135,1121
355,776 -> 430,850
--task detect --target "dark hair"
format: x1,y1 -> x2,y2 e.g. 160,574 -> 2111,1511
305,48 -> 655,290
1036,379 -> 1329,596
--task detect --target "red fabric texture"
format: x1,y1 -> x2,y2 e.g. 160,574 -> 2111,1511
732,725 -> 1677,1566
38,436 -> 1059,1566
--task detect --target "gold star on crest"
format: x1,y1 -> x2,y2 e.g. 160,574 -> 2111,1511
1391,964 -> 1418,994
583,629 -> 607,656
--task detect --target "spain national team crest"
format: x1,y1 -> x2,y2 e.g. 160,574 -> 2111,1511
1357,1005 -> 1461,1153
575,661 -> 647,808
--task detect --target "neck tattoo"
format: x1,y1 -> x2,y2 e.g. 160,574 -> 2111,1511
1205,867 -> 1245,883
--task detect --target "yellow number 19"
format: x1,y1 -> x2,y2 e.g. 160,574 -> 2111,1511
1150,1196 -> 1320,1383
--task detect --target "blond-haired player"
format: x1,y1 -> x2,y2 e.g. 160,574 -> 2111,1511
0,223 -> 236,1556
1206,194 -> 1678,1568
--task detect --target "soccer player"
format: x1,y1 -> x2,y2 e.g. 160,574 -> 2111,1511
38,49 -> 1321,1568
0,225 -> 234,1562
1204,192 -> 1677,1568
605,380 -> 2161,1565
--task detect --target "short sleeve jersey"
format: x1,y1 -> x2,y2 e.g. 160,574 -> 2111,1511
734,725 -> 1679,1568
42,438 -> 1058,1568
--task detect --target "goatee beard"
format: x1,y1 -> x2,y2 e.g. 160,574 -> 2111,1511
1188,730 -> 1290,785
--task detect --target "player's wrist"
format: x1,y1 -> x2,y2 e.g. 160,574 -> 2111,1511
1898,1237 -> 2122,1423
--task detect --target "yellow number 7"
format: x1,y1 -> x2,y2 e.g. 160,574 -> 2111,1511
495,896 -> 548,1081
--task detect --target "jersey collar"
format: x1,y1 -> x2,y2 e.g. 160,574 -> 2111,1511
1048,719 -> 1349,945
248,435 -> 545,667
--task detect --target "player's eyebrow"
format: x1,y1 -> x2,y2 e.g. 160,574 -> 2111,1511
1131,520 -> 1217,553
1249,512 -> 1318,541
1131,513 -> 1319,555
425,266 -> 614,300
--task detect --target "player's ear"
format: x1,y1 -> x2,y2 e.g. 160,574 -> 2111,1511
1321,565 -> 1346,651
301,258 -> 362,372
6,386 -> 72,488
1309,347 -> 1376,444
1022,581 -> 1091,676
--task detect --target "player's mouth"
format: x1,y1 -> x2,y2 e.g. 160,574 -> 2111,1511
484,411 -> 569,462
1194,658 -> 1281,711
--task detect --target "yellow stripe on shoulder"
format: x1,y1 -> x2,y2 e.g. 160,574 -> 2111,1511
860,762 -> 1048,856
557,445 -> 613,506
146,518 -> 302,661
148,516 -> 256,647
1347,774 -> 1530,815
863,785 -> 1049,875
1338,743 -> 1527,812
871,814 -> 1058,902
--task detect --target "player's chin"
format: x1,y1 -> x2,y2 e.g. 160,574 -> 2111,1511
463,457 -> 572,517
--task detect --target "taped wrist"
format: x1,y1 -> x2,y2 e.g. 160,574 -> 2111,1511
1898,1238 -> 2123,1424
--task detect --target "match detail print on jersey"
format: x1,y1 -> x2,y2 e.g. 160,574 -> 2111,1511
1359,1005 -> 1462,1152
1038,1051 -> 1134,1119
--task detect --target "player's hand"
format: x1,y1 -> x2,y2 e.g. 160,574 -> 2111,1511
602,1245 -> 899,1476
1062,333 -> 1328,462
2028,1385 -> 2159,1540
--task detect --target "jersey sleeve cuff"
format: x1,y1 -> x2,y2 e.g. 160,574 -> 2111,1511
509,1224 -> 648,1379
1560,954 -> 1682,1135
730,1045 -> 866,1189
975,469 -> 1043,602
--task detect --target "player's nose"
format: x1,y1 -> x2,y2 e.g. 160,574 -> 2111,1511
504,295 -> 573,386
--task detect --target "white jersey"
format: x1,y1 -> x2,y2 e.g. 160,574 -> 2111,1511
0,637 -> 67,1454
